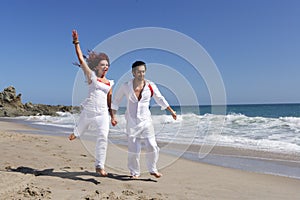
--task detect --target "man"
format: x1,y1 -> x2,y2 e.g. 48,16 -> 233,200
111,61 -> 177,179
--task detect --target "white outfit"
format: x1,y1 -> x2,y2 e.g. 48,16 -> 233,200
74,71 -> 114,170
112,79 -> 169,176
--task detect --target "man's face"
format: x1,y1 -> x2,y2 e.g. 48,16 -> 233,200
132,65 -> 146,81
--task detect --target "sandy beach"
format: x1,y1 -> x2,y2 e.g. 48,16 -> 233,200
0,120 -> 300,200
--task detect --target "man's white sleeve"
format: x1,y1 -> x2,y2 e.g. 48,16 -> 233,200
111,83 -> 126,111
151,82 -> 169,110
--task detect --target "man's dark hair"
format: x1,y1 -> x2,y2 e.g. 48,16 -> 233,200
132,61 -> 146,70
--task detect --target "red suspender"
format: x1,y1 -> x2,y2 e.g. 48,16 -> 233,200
148,83 -> 153,97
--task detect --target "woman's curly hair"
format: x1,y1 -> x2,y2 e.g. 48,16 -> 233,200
73,51 -> 110,71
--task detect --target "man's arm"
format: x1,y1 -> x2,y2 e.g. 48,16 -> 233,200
151,82 -> 177,120
111,83 -> 127,126
166,106 -> 177,120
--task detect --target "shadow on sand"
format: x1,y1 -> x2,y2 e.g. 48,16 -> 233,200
7,166 -> 157,185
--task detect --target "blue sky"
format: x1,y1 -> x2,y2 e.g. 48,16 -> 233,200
0,0 -> 299,105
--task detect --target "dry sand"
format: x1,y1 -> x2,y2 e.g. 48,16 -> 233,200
0,120 -> 300,200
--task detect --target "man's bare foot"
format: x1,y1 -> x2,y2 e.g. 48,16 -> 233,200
68,133 -> 76,141
150,172 -> 162,178
96,168 -> 108,177
130,175 -> 139,179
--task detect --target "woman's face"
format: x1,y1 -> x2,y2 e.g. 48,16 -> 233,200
95,60 -> 109,78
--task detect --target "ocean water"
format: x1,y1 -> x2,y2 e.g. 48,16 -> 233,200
6,103 -> 300,179
13,104 -> 300,153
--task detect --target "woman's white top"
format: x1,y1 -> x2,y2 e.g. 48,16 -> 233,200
81,71 -> 114,114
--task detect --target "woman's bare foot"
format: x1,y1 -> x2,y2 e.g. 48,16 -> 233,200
68,133 -> 76,141
150,172 -> 162,178
96,168 -> 108,177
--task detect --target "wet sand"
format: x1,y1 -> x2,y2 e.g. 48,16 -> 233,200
1,120 -> 300,199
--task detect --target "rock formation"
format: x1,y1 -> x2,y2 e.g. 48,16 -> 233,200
0,86 -> 77,117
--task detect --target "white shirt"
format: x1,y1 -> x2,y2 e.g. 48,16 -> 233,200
112,79 -> 169,134
81,72 -> 114,113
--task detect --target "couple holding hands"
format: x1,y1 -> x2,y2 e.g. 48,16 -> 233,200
69,30 -> 177,179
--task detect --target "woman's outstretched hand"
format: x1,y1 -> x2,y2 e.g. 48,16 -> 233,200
72,29 -> 78,41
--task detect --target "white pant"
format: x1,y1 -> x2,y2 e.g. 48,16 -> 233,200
74,109 -> 109,169
127,124 -> 159,176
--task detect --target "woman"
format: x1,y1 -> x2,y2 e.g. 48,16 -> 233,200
69,30 -> 114,176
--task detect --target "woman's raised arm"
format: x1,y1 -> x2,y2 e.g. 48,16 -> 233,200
72,30 -> 92,83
